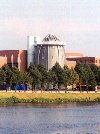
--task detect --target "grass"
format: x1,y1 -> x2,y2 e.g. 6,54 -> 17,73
0,92 -> 100,104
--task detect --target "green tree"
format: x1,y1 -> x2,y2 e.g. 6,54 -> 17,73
90,64 -> 100,85
28,63 -> 41,91
83,64 -> 96,91
47,69 -> 55,91
20,72 -> 32,84
97,67 -> 100,85
38,64 -> 48,92
0,68 -> 6,85
11,67 -> 22,84
2,64 -> 13,89
75,63 -> 96,92
69,68 -> 79,91
75,63 -> 86,91
51,62 -> 66,92
63,65 -> 70,93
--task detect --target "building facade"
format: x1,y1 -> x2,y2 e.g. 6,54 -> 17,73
0,56 -> 7,68
0,50 -> 27,71
66,56 -> 100,66
28,34 -> 65,70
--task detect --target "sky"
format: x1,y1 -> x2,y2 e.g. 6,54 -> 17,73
0,0 -> 100,56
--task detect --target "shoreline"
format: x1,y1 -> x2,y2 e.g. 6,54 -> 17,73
0,92 -> 100,104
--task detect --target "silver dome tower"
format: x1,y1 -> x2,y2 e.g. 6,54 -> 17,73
34,34 -> 65,69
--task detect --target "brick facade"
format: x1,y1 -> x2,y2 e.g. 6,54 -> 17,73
66,56 -> 100,66
0,50 -> 27,71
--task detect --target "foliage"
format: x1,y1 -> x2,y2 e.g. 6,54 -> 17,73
2,65 -> 13,85
37,64 -> 48,89
64,65 -> 71,86
90,64 -> 100,85
0,62 -> 100,91
83,63 -> 96,87
47,69 -> 55,85
28,63 -> 41,89
75,62 -> 85,85
20,72 -> 32,83
51,62 -> 66,89
0,68 -> 6,84
0,93 -> 100,103
75,63 -> 96,91
11,67 -> 22,84
69,68 -> 79,90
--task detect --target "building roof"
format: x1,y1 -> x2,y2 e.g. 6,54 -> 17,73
43,34 -> 60,42
42,34 -> 65,45
65,53 -> 83,57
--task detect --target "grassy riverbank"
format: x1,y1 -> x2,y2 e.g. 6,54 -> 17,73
0,92 -> 100,104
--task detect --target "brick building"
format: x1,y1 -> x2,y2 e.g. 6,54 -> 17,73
65,60 -> 76,69
0,50 -> 27,71
65,53 -> 83,68
66,55 -> 100,67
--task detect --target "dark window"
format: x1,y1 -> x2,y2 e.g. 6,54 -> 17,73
13,63 -> 18,67
7,63 -> 12,68
7,63 -> 18,68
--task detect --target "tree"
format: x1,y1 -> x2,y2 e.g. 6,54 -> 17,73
37,64 -> 48,92
83,63 -> 96,91
0,68 -> 6,85
46,69 -> 55,91
69,68 -> 79,91
20,72 -> 32,84
28,63 -> 41,91
2,64 -> 13,89
75,63 -> 86,91
90,64 -> 100,85
75,63 -> 96,92
51,62 -> 66,91
11,67 -> 22,84
63,65 -> 70,93
97,67 -> 100,85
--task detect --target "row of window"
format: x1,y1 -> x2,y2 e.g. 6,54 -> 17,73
7,63 -> 18,68
77,60 -> 94,63
76,59 -> 100,64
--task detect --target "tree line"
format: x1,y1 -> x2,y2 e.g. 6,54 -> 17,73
0,62 -> 100,92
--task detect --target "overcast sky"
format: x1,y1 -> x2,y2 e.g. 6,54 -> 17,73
0,0 -> 100,56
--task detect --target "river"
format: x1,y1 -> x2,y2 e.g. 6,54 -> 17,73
0,102 -> 100,134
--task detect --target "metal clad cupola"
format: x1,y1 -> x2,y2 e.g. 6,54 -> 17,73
42,34 -> 64,45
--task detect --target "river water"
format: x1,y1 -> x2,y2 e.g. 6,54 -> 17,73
0,102 -> 100,134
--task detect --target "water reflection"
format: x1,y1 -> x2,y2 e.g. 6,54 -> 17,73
0,102 -> 100,134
